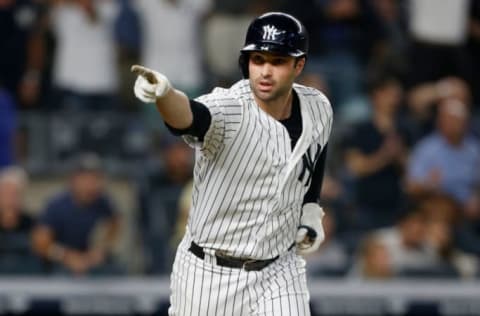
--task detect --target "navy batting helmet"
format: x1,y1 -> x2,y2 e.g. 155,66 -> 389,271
239,12 -> 309,78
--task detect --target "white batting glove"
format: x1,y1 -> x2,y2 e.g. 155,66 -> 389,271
132,65 -> 171,103
295,203 -> 325,255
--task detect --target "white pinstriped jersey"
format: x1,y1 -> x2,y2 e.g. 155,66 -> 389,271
183,79 -> 333,260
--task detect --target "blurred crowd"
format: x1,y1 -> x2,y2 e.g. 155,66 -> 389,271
1,0 -> 480,279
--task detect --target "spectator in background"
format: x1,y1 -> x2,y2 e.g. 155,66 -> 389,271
468,0 -> 480,107
32,153 -> 121,276
0,88 -> 17,168
203,12 -> 253,87
48,0 -> 120,111
370,0 -> 409,79
284,0 -> 387,107
420,189 -> 480,260
343,72 -> 410,230
373,207 -> 438,276
415,193 -> 476,278
350,234 -> 393,280
113,0 -> 142,111
407,76 -> 472,140
203,0 -> 276,87
0,166 -> 41,274
425,218 -> 478,279
0,0 -> 46,109
406,0 -> 473,88
455,187 -> 480,256
407,98 -> 480,206
419,192 -> 460,224
136,136 -> 193,274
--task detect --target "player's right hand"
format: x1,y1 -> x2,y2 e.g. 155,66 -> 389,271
131,65 -> 171,103
296,203 -> 325,255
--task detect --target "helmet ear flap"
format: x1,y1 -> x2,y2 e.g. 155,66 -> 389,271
238,53 -> 249,78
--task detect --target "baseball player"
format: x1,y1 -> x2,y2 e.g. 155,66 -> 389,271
132,12 -> 333,316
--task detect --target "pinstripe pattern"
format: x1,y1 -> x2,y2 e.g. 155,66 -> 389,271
183,80 -> 333,260
168,232 -> 310,316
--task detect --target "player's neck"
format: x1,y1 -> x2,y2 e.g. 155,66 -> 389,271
255,90 -> 293,121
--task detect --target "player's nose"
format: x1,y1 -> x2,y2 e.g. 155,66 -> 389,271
260,63 -> 273,77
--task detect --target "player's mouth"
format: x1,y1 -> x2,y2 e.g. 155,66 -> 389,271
258,80 -> 274,92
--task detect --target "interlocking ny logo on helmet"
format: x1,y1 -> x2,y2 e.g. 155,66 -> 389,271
238,12 -> 309,78
262,25 -> 283,41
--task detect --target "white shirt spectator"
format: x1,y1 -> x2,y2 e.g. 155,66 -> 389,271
51,1 -> 119,94
375,227 -> 437,272
409,0 -> 470,45
134,0 -> 211,93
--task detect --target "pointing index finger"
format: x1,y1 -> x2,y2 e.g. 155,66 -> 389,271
131,65 -> 158,84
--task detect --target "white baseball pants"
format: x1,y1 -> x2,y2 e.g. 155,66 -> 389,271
168,234 -> 311,316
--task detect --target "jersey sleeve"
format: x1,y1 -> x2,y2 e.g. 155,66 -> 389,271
164,100 -> 212,141
297,84 -> 333,149
297,85 -> 333,206
182,90 -> 241,158
317,92 -> 334,149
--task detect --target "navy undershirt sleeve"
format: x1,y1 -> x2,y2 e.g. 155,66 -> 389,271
164,100 -> 212,141
303,144 -> 328,205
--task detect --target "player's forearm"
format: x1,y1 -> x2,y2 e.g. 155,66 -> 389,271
155,88 -> 193,130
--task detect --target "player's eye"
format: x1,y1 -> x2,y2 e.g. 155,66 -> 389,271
251,55 -> 265,64
271,58 -> 286,65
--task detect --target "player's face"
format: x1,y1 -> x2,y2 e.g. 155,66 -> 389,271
248,52 -> 304,103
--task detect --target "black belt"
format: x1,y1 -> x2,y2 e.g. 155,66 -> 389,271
188,241 -> 279,271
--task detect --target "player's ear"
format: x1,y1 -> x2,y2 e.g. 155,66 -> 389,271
294,57 -> 306,76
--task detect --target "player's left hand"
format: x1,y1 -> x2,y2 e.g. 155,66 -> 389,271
295,203 -> 325,255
